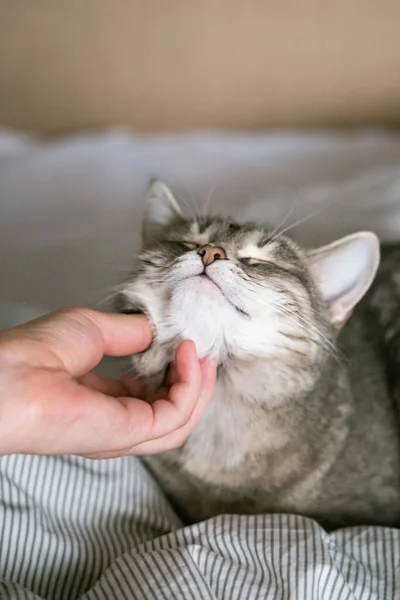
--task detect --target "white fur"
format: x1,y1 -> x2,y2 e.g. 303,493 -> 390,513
237,242 -> 272,262
308,232 -> 380,326
124,183 -> 379,387
123,178 -> 324,371
124,248 -> 319,370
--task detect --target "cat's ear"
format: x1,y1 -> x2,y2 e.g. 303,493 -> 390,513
307,232 -> 380,328
142,180 -> 182,246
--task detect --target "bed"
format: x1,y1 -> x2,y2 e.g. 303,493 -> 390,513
0,129 -> 399,599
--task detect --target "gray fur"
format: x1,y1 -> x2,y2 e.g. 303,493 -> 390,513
116,182 -> 400,529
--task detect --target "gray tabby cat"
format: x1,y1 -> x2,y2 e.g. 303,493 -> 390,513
117,180 -> 400,530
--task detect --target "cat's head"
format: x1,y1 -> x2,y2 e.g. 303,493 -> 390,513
116,180 -> 380,376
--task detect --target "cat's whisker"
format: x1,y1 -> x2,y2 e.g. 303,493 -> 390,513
144,236 -> 172,252
268,193 -> 301,241
270,300 -> 324,338
268,194 -> 342,244
177,194 -> 197,220
179,185 -> 202,220
274,303 -> 332,348
202,184 -> 216,218
273,303 -> 347,364
89,284 -> 124,308
93,265 -> 135,273
269,210 -> 322,244
213,272 -> 346,364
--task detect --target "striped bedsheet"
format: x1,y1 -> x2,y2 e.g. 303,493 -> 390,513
0,454 -> 398,599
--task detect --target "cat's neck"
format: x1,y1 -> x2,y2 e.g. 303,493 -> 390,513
217,350 -> 343,409
178,350 -> 351,490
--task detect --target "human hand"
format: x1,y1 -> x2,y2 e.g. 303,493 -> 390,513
0,308 -> 216,458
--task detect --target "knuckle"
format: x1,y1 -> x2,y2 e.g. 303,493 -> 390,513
171,430 -> 190,449
56,307 -> 96,326
0,338 -> 26,365
176,408 -> 193,429
54,307 -> 103,353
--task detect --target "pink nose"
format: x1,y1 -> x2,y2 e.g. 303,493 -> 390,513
198,245 -> 227,266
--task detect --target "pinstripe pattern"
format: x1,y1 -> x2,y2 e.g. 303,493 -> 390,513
0,455 -> 399,599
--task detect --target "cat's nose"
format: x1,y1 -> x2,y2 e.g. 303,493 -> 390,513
198,245 -> 227,266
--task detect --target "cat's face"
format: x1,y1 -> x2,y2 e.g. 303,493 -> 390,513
117,181 -> 380,375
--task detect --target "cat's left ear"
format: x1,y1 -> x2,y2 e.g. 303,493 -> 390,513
307,232 -> 380,328
142,180 -> 183,246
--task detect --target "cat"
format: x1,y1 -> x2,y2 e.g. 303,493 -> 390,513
116,180 -> 400,530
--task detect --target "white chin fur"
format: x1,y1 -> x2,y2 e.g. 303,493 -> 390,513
167,275 -> 239,359
123,252 -> 297,366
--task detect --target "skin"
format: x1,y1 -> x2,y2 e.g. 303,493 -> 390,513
0,308 -> 216,459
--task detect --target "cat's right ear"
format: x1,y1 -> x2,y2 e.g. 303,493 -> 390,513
142,180 -> 182,246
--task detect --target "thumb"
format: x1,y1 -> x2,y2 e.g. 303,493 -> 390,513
0,308 -> 154,376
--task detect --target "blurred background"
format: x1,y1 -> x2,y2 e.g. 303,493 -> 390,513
1,1 -> 400,133
1,1 -> 400,341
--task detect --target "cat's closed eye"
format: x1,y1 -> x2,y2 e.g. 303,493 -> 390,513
161,240 -> 200,251
240,257 -> 271,266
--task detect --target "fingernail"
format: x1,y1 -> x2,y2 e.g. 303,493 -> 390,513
199,356 -> 216,366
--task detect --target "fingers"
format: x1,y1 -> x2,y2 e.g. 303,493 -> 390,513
1,308 -> 154,377
127,341 -> 215,447
79,372 -> 131,398
112,342 -> 217,453
80,338 -> 217,456
83,357 -> 216,459
85,341 -> 216,458
130,358 -> 216,455
92,311 -> 154,357
145,340 -> 202,436
0,303 -> 217,459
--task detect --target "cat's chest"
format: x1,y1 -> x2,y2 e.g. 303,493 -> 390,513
177,385 -> 291,486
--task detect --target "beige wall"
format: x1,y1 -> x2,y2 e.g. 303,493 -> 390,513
0,1 -> 399,134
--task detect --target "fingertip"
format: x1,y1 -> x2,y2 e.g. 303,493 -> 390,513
176,339 -> 196,358
174,340 -> 198,377
202,359 -> 217,381
121,313 -> 154,347
199,356 -> 217,368
198,364 -> 217,408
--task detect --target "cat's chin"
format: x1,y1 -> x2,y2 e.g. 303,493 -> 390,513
166,276 -> 237,359
186,273 -> 225,297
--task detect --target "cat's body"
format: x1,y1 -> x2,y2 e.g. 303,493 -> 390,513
144,307 -> 400,529
117,181 -> 400,529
